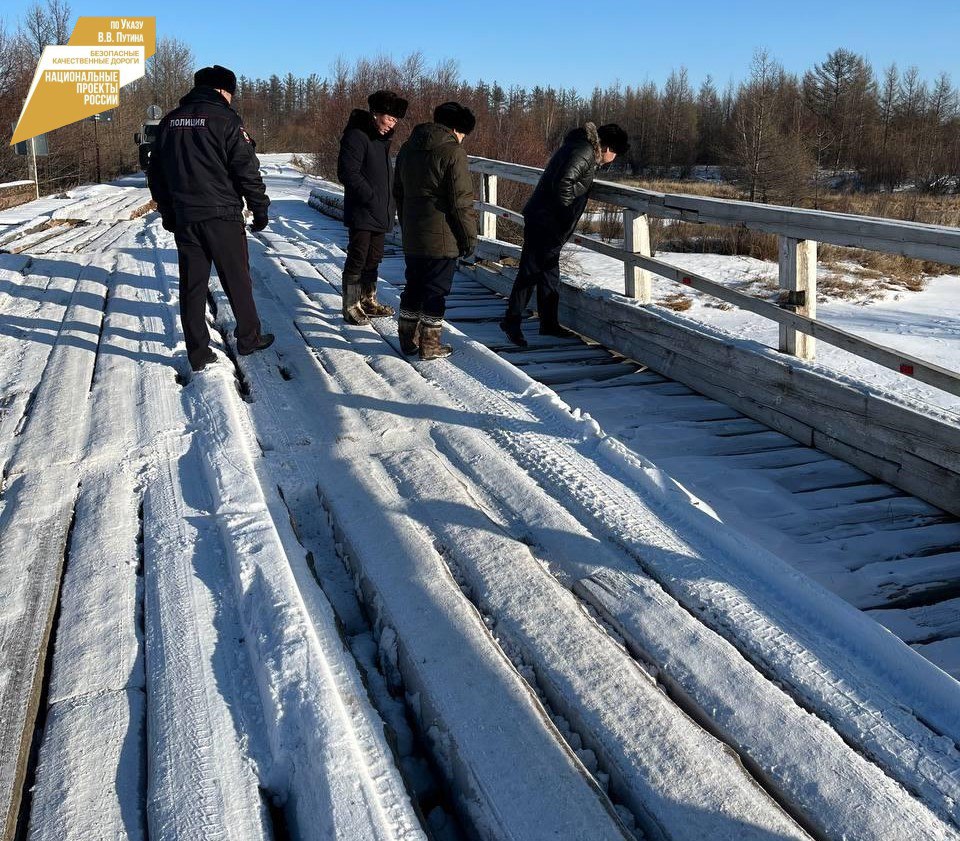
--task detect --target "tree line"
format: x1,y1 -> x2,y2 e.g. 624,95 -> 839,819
4,1 -> 960,210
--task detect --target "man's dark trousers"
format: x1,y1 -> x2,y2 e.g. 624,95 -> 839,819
175,218 -> 261,368
503,221 -> 565,331
399,256 -> 456,322
344,228 -> 385,283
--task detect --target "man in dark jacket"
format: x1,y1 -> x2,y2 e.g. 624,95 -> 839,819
500,122 -> 630,347
337,89 -> 408,324
393,102 -> 478,360
148,64 -> 274,372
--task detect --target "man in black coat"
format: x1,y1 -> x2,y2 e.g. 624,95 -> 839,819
337,90 -> 408,324
148,64 -> 274,371
500,122 -> 630,347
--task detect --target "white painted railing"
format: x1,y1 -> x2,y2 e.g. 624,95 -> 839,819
469,156 -> 960,400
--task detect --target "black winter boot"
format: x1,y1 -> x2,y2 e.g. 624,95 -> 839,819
499,319 -> 527,347
398,312 -> 420,355
418,323 -> 452,360
342,273 -> 369,325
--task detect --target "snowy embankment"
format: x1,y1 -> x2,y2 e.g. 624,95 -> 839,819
0,159 -> 958,839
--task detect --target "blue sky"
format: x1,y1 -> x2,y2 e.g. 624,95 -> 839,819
8,0 -> 960,92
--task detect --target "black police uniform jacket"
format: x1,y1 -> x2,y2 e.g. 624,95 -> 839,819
337,109 -> 396,233
148,85 -> 269,224
523,122 -> 602,244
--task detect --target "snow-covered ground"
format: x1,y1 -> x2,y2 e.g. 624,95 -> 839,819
0,153 -> 959,840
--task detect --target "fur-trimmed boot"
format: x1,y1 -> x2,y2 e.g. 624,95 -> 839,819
397,310 -> 420,356
360,272 -> 395,318
341,273 -> 369,325
418,321 -> 452,360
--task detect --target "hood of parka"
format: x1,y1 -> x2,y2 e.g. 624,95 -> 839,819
405,122 -> 459,152
562,121 -> 602,164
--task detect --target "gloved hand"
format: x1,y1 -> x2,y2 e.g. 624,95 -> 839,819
250,212 -> 269,232
161,215 -> 176,232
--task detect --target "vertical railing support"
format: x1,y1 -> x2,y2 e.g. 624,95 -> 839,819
623,209 -> 652,303
480,173 -> 498,240
778,236 -> 817,360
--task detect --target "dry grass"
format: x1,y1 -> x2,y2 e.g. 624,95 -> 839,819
659,293 -> 694,311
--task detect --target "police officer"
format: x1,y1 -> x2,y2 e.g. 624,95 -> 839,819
148,64 -> 274,372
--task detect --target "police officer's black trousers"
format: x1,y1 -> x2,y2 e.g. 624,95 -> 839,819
503,223 -> 564,331
175,218 -> 261,367
399,256 -> 456,322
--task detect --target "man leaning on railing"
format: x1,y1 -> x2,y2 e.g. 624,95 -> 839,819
500,122 -> 630,347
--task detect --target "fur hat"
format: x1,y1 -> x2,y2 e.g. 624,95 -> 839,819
368,90 -> 408,119
194,64 -> 237,95
597,123 -> 630,155
433,102 -> 476,135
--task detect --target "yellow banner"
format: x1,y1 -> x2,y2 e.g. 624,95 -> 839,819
11,16 -> 156,145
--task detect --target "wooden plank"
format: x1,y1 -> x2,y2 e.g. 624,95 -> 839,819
26,690 -> 146,841
778,237 -> 817,360
623,210 -> 651,303
8,254 -> 110,473
0,466 -> 80,841
480,174 -> 498,239
46,470 -> 143,704
143,437 -> 272,841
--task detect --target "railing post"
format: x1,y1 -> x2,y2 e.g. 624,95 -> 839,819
480,173 -> 498,240
623,209 -> 651,303
778,236 -> 817,360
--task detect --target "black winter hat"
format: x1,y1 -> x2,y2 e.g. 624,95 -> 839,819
433,102 -> 476,135
368,90 -> 408,119
597,123 -> 630,155
194,64 -> 237,95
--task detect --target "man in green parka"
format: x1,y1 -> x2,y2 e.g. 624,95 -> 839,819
393,102 -> 478,360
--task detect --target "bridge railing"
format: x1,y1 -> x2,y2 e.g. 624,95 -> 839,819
468,156 -> 960,400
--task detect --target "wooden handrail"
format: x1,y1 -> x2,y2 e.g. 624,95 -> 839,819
468,156 -> 960,266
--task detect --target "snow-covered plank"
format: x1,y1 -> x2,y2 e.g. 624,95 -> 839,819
143,435 -> 272,841
0,252 -> 112,838
915,638 -> 960,681
27,228 -> 187,838
0,257 -> 80,474
183,361 -> 425,840
380,447 -> 809,841
0,465 -> 79,841
870,598 -> 960,645
46,469 -> 143,703
83,241 -> 182,461
26,689 -> 146,841
8,253 -> 111,473
832,551 -> 960,610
